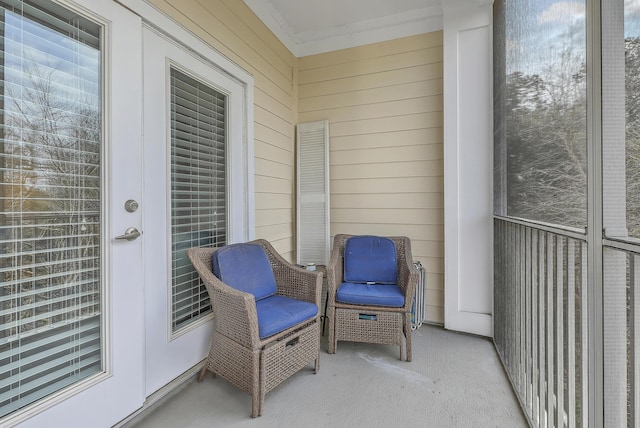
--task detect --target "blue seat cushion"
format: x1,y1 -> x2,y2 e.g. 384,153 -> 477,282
336,282 -> 405,307
255,295 -> 318,339
212,243 -> 277,301
344,236 -> 397,284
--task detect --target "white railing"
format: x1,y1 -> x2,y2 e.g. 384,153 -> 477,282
494,218 -> 588,427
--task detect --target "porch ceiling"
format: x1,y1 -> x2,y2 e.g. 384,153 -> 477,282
242,0 -> 444,57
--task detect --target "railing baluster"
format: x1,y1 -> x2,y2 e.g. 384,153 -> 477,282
547,233 -> 555,427
526,227 -> 532,414
520,224 -> 526,398
512,223 -> 517,385
556,237 -> 565,428
516,224 -> 521,391
532,230 -> 539,424
633,255 -> 640,427
511,224 -> 517,390
581,241 -> 588,428
567,239 -> 576,428
540,230 -> 547,427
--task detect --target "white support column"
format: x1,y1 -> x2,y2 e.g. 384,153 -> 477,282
443,0 -> 494,337
601,2 -> 628,426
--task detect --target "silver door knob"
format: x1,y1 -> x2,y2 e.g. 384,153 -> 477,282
124,199 -> 139,213
115,227 -> 141,241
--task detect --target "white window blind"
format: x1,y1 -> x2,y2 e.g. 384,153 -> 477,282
296,120 -> 330,265
170,67 -> 226,332
0,0 -> 102,417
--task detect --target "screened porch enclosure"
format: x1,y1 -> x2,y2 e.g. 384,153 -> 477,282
493,0 -> 640,426
7,0 -> 640,425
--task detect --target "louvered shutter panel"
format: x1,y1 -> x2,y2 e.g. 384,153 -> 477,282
296,120 -> 330,265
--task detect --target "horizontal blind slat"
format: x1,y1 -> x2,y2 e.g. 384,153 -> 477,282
0,316 -> 99,359
1,301 -> 100,337
0,287 -> 99,318
0,361 -> 100,416
0,332 -> 100,382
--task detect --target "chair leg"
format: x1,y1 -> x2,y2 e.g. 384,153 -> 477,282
327,305 -> 336,354
198,365 -> 208,382
255,351 -> 265,418
314,331 -> 320,373
251,398 -> 259,418
251,375 -> 262,418
404,312 -> 412,362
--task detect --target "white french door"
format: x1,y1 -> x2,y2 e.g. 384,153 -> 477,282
141,25 -> 251,395
0,0 -> 144,426
2,0 -> 254,424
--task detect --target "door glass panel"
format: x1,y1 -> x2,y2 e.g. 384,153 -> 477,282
0,0 -> 102,417
170,67 -> 225,332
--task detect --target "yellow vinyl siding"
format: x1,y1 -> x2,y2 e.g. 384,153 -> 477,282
297,32 -> 440,69
297,48 -> 441,85
331,192 -> 443,209
298,81 -> 441,113
331,145 -> 442,164
298,34 -> 441,74
329,112 -> 441,135
331,175 -> 443,192
331,161 -> 442,179
147,0 -> 299,259
331,127 -> 442,149
299,96 -> 442,124
299,32 -> 444,324
298,64 -> 442,98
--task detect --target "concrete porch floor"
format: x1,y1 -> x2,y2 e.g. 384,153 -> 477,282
124,324 -> 527,427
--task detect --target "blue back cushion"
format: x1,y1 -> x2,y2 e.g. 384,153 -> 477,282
212,243 -> 277,300
344,236 -> 397,284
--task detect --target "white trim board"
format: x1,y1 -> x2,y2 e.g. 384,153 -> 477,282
442,0 -> 493,337
243,0 -> 443,57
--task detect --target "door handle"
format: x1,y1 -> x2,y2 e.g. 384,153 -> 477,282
115,227 -> 141,241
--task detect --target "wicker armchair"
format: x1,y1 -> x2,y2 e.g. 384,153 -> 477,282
326,234 -> 418,361
187,239 -> 322,418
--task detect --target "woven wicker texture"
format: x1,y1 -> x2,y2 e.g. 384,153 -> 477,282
187,239 -> 322,418
326,234 -> 418,361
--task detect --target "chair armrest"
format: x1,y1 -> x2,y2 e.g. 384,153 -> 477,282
274,265 -> 322,307
210,283 -> 261,347
396,237 -> 419,311
255,239 -> 322,308
326,234 -> 349,306
186,248 -> 261,348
